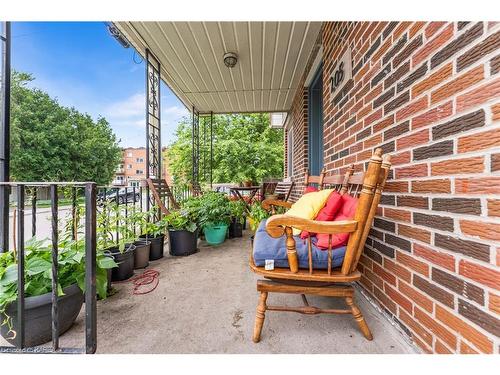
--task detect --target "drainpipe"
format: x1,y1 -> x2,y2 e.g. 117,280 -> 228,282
0,22 -> 11,253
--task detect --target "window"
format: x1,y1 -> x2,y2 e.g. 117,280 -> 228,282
287,129 -> 294,178
116,176 -> 124,181
129,181 -> 139,187
308,64 -> 324,175
136,158 -> 144,163
127,164 -> 132,169
136,170 -> 144,175
127,152 -> 133,157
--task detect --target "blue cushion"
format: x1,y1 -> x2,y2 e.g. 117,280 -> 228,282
253,219 -> 346,269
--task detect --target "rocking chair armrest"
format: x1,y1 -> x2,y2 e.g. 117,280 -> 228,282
265,214 -> 358,237
262,198 -> 293,211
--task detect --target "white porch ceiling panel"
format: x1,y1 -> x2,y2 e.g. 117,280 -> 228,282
115,22 -> 322,114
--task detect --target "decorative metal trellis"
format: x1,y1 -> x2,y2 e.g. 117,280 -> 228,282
145,49 -> 161,215
192,111 -> 214,191
0,22 -> 11,253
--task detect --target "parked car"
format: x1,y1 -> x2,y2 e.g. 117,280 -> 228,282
97,187 -> 141,205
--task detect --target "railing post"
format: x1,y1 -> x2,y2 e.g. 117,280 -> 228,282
50,184 -> 59,351
84,182 -> 97,354
0,22 -> 11,253
16,184 -> 25,348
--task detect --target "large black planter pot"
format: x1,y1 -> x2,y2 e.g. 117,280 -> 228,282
228,219 -> 243,238
139,234 -> 165,260
169,229 -> 198,256
109,244 -> 136,281
134,240 -> 151,269
0,284 -> 83,347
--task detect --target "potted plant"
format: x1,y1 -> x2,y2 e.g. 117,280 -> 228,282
0,228 -> 117,347
228,200 -> 245,238
196,192 -> 232,245
127,206 -> 151,269
162,210 -> 198,256
138,206 -> 166,261
97,201 -> 136,281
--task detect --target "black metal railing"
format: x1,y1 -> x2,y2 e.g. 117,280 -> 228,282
0,182 -> 97,354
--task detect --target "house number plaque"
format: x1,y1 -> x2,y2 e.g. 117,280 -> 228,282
330,48 -> 352,100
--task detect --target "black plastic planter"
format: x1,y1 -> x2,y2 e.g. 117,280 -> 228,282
0,284 -> 84,347
169,228 -> 198,256
139,234 -> 165,260
134,240 -> 151,269
228,219 -> 243,238
109,243 -> 136,281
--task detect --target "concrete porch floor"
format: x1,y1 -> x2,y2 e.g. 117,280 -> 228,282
3,230 -> 418,353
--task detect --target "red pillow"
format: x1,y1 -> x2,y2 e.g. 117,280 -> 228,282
316,194 -> 358,250
300,191 -> 343,239
304,186 -> 318,194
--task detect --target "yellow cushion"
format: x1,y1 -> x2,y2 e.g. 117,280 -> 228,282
285,189 -> 333,235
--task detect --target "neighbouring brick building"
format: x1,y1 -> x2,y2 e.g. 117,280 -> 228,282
113,147 -> 172,186
283,22 -> 500,354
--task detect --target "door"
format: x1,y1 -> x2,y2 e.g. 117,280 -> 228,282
308,65 -> 323,176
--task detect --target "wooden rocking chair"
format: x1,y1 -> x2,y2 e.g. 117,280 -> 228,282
249,149 -> 391,342
143,178 -> 180,215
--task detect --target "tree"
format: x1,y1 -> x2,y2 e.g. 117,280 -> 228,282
167,113 -> 283,185
9,71 -> 121,185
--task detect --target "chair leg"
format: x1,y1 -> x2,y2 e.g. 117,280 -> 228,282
346,296 -> 373,341
253,291 -> 268,343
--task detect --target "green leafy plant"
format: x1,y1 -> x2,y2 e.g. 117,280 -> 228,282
229,199 -> 246,224
162,210 -> 197,233
192,192 -> 232,227
0,207 -> 117,337
248,201 -> 272,231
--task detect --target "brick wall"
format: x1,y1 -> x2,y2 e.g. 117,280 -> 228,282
286,21 -> 500,354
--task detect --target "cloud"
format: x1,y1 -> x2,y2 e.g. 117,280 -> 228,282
104,93 -> 145,121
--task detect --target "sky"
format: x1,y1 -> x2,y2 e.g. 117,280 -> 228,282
11,22 -> 190,147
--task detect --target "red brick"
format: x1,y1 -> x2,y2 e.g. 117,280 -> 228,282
412,101 -> 453,130
435,339 -> 453,354
398,224 -> 431,243
414,244 -> 455,272
415,307 -> 457,350
455,177 -> 500,195
425,22 -> 447,39
373,285 -> 397,314
365,268 -> 384,290
431,156 -> 484,176
459,260 -> 500,291
435,304 -> 493,353
431,65 -> 484,104
395,163 -> 428,179
458,127 -> 500,153
460,220 -> 500,242
384,207 -> 411,222
488,199 -> 500,217
399,280 -> 434,313
412,63 -> 453,99
393,22 -> 412,40
460,341 -> 479,354
396,96 -> 428,122
364,108 -> 383,126
411,179 -> 451,193
489,292 -> 500,315
373,263 -> 397,286
413,23 -> 454,67
457,77 -> 500,112
397,251 -> 429,276
413,336 -> 433,353
372,115 -> 395,133
409,22 -> 426,38
385,283 -> 413,313
492,103 -> 500,121
384,181 -> 409,193
390,151 -> 411,166
398,309 -> 433,347
396,129 -> 429,150
384,258 -> 411,283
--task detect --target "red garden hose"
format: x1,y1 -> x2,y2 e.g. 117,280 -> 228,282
115,269 -> 160,295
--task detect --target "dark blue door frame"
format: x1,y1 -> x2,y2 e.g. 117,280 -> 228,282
308,64 -> 324,176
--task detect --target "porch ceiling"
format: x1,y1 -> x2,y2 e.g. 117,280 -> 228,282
114,22 -> 322,114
